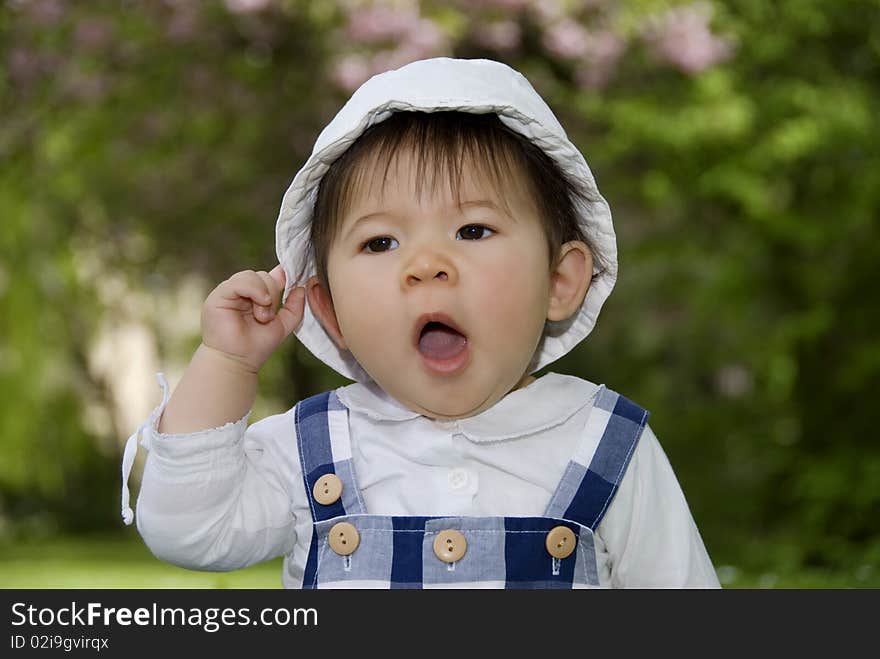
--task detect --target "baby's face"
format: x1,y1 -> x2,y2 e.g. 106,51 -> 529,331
323,148 -> 557,420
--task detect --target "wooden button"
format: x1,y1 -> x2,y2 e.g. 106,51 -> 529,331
328,522 -> 359,556
545,526 -> 577,559
433,529 -> 467,563
313,474 -> 343,506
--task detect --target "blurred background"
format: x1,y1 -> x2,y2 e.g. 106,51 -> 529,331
1,0 -> 878,588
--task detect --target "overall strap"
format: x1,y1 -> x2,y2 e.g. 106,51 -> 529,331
543,386 -> 649,531
294,390 -> 366,523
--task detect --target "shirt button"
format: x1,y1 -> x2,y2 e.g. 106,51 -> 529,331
447,468 -> 471,491
545,525 -> 577,559
328,522 -> 360,556
433,529 -> 467,563
313,473 -> 343,506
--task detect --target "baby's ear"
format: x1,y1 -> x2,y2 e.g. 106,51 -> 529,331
306,277 -> 348,351
547,241 -> 593,322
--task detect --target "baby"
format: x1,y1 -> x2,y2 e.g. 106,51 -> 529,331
121,58 -> 720,588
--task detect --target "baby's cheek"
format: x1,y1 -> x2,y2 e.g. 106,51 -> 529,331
485,263 -> 545,318
334,277 -> 396,340
483,270 -> 548,354
338,297 -> 388,339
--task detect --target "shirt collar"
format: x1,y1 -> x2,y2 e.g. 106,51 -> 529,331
335,373 -> 601,442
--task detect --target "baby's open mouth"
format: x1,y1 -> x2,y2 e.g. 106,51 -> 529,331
418,321 -> 467,360
413,313 -> 470,374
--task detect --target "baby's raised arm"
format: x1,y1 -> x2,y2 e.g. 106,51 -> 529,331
126,265 -> 307,571
158,265 -> 305,434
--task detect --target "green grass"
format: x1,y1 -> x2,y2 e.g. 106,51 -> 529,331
0,532 -> 283,589
0,532 -> 874,588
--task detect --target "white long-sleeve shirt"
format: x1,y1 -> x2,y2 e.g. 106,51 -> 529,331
123,371 -> 720,588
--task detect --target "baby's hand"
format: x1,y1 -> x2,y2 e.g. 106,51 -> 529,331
201,265 -> 305,373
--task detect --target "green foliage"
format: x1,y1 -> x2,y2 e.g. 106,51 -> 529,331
544,0 -> 880,572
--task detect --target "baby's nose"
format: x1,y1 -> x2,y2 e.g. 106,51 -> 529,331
403,252 -> 457,287
407,270 -> 448,286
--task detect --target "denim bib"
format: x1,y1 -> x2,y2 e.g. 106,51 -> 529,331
295,385 -> 648,588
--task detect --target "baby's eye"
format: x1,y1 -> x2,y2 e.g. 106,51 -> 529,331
362,236 -> 399,253
456,224 -> 495,240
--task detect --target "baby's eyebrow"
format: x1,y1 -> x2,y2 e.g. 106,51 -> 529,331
458,199 -> 511,218
343,211 -> 394,241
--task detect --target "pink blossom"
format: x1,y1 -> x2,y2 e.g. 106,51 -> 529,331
74,19 -> 113,50
641,1 -> 735,74
370,46 -> 427,76
573,29 -> 625,90
580,28 -> 625,67
406,18 -> 447,54
472,0 -> 529,9
574,60 -> 614,90
543,18 -> 590,59
18,0 -> 63,27
472,20 -> 522,52
7,48 -> 40,86
588,29 -> 625,61
332,13 -> 450,92
332,54 -> 372,92
528,0 -> 565,26
381,22 -> 450,70
345,5 -> 422,44
224,0 -> 272,14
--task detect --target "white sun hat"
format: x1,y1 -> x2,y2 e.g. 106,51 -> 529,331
275,57 -> 617,383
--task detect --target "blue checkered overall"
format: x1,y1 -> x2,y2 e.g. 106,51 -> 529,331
295,385 -> 649,588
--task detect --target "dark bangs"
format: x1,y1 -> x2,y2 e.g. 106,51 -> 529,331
308,110 -> 602,294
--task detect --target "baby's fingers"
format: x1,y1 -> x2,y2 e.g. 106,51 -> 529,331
268,264 -> 286,289
252,269 -> 282,323
221,270 -> 274,316
274,286 -> 306,337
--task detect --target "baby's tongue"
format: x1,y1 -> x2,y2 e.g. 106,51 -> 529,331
418,324 -> 467,360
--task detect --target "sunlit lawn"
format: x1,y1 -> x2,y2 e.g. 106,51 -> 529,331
0,532 -> 283,589
0,532 -> 874,589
